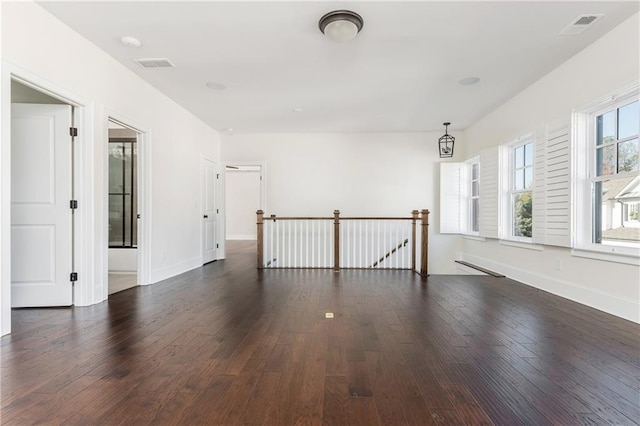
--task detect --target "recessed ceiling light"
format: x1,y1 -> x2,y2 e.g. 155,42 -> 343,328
120,36 -> 142,48
459,77 -> 480,86
206,81 -> 226,90
222,128 -> 234,134
292,107 -> 304,113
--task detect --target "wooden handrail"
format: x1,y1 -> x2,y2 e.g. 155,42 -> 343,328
371,239 -> 409,268
257,209 -> 429,276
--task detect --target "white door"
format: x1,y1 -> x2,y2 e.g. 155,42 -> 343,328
11,103 -> 73,307
203,159 -> 218,263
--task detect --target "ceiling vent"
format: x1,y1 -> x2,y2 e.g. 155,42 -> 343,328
559,14 -> 603,35
134,58 -> 175,68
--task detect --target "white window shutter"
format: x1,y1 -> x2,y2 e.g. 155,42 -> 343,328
440,162 -> 462,234
543,120 -> 572,247
532,125 -> 547,244
479,147 -> 500,238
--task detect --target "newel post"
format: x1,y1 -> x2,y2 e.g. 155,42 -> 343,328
420,209 -> 430,276
411,210 -> 419,271
257,210 -> 264,269
333,210 -> 340,271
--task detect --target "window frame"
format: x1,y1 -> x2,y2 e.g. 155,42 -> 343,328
502,135 -> 534,242
466,156 -> 480,236
573,84 -> 639,259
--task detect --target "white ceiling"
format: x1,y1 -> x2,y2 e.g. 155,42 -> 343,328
38,1 -> 639,134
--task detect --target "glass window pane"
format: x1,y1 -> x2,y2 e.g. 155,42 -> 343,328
513,192 -> 532,238
472,163 -> 479,180
515,169 -> 524,190
108,143 -> 124,193
524,143 -> 533,166
109,194 -> 123,246
472,181 -> 479,196
618,138 -> 639,173
596,110 -> 615,145
618,101 -> 639,139
596,177 -> 640,245
472,198 -> 479,232
524,166 -> 533,189
596,145 -> 616,176
515,146 -> 524,168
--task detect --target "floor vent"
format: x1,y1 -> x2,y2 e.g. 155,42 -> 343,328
559,14 -> 603,35
135,58 -> 175,68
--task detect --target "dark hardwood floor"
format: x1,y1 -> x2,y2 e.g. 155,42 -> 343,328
2,241 -> 639,425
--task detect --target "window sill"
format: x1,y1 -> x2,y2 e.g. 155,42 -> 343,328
572,247 -> 640,266
499,239 -> 544,251
462,235 -> 486,242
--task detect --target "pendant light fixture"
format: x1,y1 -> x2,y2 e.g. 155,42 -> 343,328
438,122 -> 455,158
319,10 -> 364,42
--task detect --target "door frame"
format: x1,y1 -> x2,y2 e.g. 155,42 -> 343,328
1,62 -> 94,335
201,157 -> 220,263
221,161 -> 266,258
104,114 -> 150,298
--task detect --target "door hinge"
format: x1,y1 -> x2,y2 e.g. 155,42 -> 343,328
70,200 -> 78,209
216,243 -> 219,249
216,209 -> 219,214
70,127 -> 78,137
70,272 -> 78,282
216,173 -> 220,179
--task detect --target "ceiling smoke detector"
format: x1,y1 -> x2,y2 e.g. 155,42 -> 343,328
135,58 -> 175,68
120,36 -> 142,48
319,10 -> 364,42
559,14 -> 604,35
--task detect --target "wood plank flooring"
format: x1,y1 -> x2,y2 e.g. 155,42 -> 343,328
1,240 -> 639,425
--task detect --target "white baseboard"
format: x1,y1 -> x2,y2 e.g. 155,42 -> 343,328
462,253 -> 640,324
227,235 -> 257,240
149,256 -> 202,284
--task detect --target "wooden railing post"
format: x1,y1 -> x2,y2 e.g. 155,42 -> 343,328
411,210 -> 418,271
420,209 -> 430,276
257,210 -> 264,269
333,210 -> 340,271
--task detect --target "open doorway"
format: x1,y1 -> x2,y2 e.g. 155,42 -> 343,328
225,164 -> 264,241
107,120 -> 139,294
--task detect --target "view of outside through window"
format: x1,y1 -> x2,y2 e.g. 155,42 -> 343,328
594,100 -> 639,246
513,142 -> 533,238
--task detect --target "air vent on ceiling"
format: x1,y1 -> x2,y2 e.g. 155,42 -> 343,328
135,58 -> 175,68
559,14 -> 603,35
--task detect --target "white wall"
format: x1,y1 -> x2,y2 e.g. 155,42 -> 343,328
1,1 -> 220,334
222,132 -> 463,274
225,170 -> 261,240
461,13 -> 640,322
108,249 -> 137,272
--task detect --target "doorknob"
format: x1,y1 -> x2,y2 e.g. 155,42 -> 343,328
203,215 -> 208,218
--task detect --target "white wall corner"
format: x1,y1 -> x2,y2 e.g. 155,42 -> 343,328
462,253 -> 640,324
149,256 -> 203,285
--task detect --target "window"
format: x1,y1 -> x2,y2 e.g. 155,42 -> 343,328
575,85 -> 639,258
438,157 -> 480,235
509,140 -> 534,239
469,160 -> 480,234
108,138 -> 138,248
592,99 -> 639,247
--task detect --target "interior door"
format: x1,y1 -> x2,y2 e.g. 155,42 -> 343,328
11,103 -> 73,307
203,159 -> 218,263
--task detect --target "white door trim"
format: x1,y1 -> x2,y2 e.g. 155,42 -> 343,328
105,113 -> 151,294
1,61 -> 95,335
201,157 -> 219,264
220,161 -> 266,259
